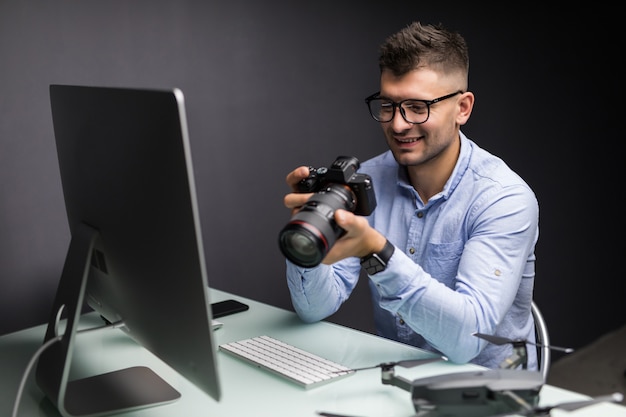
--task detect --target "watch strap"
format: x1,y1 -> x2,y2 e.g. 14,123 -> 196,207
360,239 -> 395,275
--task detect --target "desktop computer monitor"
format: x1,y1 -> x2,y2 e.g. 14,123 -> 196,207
35,84 -> 221,417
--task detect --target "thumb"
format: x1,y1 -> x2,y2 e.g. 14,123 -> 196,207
334,209 -> 351,229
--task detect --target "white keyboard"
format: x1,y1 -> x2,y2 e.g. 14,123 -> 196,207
219,335 -> 354,388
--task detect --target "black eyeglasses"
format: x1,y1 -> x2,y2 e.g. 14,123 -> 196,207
365,91 -> 463,124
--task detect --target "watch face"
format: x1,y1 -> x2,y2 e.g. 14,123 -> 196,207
360,240 -> 394,275
361,254 -> 386,275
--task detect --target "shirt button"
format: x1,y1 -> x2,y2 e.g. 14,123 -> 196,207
409,247 -> 416,254
417,212 -> 424,218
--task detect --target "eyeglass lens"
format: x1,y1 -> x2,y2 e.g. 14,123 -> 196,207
368,99 -> 430,124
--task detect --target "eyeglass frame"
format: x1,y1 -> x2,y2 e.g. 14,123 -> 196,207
365,90 -> 464,124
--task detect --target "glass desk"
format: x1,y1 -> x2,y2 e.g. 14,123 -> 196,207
1,289 -> 624,417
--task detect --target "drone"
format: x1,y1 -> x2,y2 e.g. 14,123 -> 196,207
318,333 -> 623,417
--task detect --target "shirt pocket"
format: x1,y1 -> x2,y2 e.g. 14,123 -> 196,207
422,240 -> 464,286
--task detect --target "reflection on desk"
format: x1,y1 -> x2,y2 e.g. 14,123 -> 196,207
1,288 -> 625,417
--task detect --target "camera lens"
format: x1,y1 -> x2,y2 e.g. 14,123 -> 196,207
279,224 -> 328,268
278,184 -> 355,268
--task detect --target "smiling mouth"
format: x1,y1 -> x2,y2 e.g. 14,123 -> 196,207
396,137 -> 420,144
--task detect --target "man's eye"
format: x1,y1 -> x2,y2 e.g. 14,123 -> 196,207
404,102 -> 427,113
380,102 -> 394,112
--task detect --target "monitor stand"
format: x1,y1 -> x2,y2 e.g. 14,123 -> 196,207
35,223 -> 181,417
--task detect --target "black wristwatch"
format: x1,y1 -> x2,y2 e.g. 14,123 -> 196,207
360,239 -> 395,275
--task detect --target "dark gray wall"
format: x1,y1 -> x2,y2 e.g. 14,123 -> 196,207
1,1 -> 623,361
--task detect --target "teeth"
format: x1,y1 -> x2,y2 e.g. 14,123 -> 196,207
397,138 -> 418,143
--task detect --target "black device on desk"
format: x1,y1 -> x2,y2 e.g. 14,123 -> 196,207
36,85 -> 223,417
212,299 -> 249,318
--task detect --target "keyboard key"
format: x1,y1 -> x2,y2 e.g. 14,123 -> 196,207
219,335 -> 354,389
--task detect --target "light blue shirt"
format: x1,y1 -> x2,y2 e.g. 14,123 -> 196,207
286,132 -> 539,369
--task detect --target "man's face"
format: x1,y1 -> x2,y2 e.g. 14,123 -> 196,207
378,68 -> 465,169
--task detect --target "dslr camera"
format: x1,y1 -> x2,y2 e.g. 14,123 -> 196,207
278,156 -> 377,268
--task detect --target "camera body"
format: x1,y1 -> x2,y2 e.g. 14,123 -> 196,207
278,156 -> 377,268
297,156 -> 377,216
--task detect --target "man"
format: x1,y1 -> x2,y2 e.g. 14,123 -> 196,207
282,21 -> 539,370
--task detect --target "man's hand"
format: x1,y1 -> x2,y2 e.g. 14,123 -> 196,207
284,166 -> 313,215
321,209 -> 387,264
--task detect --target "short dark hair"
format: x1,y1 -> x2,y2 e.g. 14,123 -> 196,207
378,22 -> 469,83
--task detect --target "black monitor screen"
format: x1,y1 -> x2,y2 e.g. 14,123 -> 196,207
36,84 -> 221,416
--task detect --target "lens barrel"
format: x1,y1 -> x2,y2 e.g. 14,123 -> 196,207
278,184 -> 355,267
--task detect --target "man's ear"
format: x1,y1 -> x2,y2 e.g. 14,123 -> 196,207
457,91 -> 474,125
